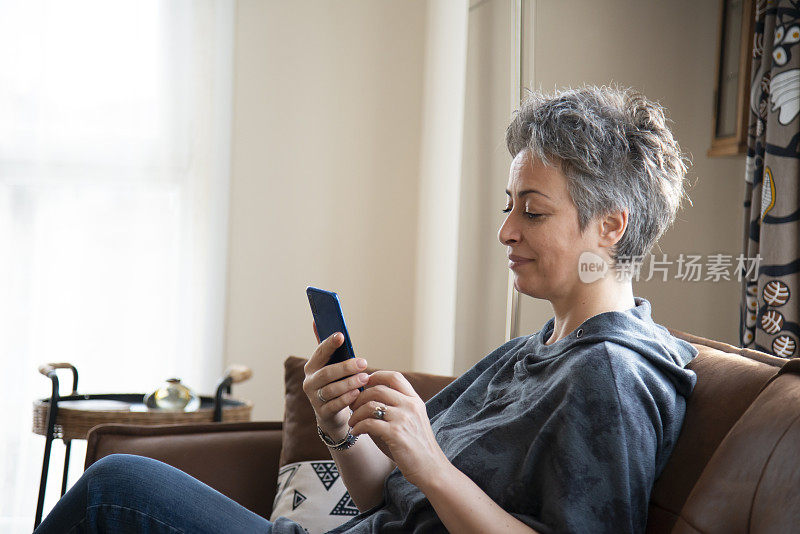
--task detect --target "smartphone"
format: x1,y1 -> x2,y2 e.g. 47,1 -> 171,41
306,287 -> 362,386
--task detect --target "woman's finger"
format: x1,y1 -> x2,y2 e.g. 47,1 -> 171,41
317,388 -> 361,418
349,399 -> 396,428
350,383 -> 405,412
350,412 -> 391,438
310,357 -> 367,392
304,332 -> 343,376
363,371 -> 418,398
316,372 -> 369,405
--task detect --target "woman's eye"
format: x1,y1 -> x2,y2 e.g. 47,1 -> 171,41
502,207 -> 543,220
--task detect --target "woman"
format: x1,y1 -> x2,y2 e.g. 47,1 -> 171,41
36,85 -> 697,534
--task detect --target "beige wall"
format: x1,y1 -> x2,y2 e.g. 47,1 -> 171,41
513,0 -> 744,344
228,0 -> 748,420
227,1 -> 427,420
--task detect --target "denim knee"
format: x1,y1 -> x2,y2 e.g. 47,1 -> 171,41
84,453 -> 163,496
32,455 -> 145,533
86,453 -> 140,473
85,453 -> 143,482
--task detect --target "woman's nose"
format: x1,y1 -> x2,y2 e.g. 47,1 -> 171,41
498,213 -> 520,245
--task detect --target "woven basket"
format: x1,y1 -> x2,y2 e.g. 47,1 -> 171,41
32,394 -> 253,442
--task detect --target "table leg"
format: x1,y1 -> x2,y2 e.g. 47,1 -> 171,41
34,432 -> 54,529
61,440 -> 72,496
34,376 -> 60,530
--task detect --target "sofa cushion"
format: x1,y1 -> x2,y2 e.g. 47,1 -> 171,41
671,359 -> 800,533
646,330 -> 785,534
279,356 -> 456,467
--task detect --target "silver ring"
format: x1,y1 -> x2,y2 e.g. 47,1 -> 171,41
373,406 -> 387,420
316,388 -> 327,403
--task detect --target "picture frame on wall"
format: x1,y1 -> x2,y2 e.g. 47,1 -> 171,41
708,0 -> 755,157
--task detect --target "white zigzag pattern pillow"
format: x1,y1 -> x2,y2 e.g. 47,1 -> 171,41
270,461 -> 360,534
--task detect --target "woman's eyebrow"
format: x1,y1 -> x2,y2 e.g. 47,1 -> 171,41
505,189 -> 552,200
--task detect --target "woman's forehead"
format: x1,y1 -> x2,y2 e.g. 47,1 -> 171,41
507,153 -> 567,200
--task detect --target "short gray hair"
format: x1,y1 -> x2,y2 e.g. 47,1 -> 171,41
505,84 -> 690,263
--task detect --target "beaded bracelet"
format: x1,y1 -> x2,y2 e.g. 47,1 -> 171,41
316,425 -> 358,451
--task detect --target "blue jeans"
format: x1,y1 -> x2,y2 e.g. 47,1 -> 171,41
35,454 -> 273,533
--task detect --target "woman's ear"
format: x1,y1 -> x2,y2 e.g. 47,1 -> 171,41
598,210 -> 628,248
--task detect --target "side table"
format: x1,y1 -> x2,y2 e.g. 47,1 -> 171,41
32,362 -> 253,529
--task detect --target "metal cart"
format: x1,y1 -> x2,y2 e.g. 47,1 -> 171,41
32,362 -> 253,529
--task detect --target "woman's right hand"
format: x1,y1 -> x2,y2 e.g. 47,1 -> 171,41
303,323 -> 369,437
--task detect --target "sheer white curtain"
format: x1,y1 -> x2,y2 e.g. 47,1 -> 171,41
0,1 -> 233,530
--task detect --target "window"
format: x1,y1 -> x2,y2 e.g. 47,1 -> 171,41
0,1 -> 233,529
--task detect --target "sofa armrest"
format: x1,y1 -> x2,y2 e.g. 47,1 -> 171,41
85,421 -> 283,519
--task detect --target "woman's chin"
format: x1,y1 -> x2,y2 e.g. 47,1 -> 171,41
513,277 -> 540,299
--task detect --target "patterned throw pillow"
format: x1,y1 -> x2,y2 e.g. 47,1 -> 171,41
273,357 -> 455,532
270,460 -> 360,533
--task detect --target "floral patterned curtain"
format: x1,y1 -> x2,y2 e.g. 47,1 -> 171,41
740,0 -> 800,357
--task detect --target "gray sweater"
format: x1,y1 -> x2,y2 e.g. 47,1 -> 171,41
274,298 -> 697,533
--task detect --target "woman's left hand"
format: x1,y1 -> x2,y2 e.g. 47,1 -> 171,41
348,371 -> 450,488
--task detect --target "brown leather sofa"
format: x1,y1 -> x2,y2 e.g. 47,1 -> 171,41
84,330 -> 800,533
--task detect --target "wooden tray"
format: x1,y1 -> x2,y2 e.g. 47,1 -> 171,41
32,393 -> 253,441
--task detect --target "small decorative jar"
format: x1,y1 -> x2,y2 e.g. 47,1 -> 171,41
143,378 -> 200,412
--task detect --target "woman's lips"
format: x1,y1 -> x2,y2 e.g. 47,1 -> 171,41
508,255 -> 534,269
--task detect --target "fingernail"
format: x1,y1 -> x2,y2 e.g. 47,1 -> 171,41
356,358 -> 367,369
357,373 -> 368,383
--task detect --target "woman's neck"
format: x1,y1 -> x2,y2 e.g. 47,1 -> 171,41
545,280 -> 635,345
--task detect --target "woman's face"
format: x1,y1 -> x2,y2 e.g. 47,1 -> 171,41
498,151 -> 601,302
